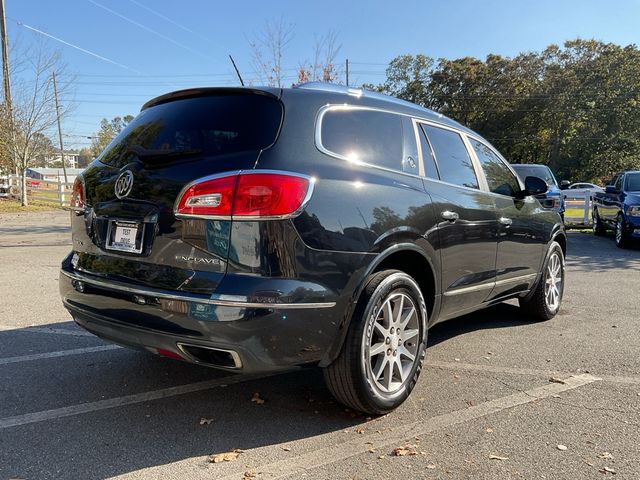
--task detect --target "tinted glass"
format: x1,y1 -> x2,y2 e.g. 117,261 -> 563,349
418,124 -> 440,179
626,173 -> 640,191
470,139 -> 520,196
99,94 -> 283,168
615,175 -> 624,190
424,125 -> 478,189
322,109 -> 403,170
511,165 -> 557,186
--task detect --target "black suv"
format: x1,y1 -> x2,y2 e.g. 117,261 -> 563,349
60,83 -> 566,414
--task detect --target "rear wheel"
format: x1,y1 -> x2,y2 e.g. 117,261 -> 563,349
323,269 -> 428,415
592,208 -> 606,236
519,242 -> 565,321
615,214 -> 632,248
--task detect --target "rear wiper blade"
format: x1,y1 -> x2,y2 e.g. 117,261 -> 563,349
125,144 -> 203,159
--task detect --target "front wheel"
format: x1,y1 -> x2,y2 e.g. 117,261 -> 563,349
323,269 -> 428,415
519,241 -> 565,321
615,214 -> 632,249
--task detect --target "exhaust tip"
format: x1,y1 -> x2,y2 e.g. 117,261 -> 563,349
177,343 -> 242,369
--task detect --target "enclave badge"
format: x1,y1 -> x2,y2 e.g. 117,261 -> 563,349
114,170 -> 134,199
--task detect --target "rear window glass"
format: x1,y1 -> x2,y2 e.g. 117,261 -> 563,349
320,109 -> 403,170
98,94 -> 283,167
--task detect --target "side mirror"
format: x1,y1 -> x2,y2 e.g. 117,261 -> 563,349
523,176 -> 548,196
560,180 -> 571,190
605,185 -> 617,194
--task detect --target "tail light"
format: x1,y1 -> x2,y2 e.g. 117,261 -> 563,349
70,177 -> 85,212
175,171 -> 314,220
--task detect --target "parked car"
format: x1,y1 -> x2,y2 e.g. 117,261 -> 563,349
59,83 -> 566,414
592,171 -> 640,248
511,164 -> 566,219
564,182 -> 603,200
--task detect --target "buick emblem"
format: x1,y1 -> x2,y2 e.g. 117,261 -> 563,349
114,170 -> 134,199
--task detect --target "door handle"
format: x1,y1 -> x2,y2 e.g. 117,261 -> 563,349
499,217 -> 513,226
441,210 -> 459,222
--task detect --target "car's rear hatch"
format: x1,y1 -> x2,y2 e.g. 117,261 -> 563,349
70,88 -> 283,295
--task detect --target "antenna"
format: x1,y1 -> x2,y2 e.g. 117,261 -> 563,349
228,54 -> 245,86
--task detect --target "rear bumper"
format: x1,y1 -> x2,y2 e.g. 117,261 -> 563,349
60,259 -> 342,373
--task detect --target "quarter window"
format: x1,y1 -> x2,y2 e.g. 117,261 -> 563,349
321,109 -> 403,170
417,124 -> 440,179
423,125 -> 479,189
470,139 -> 520,196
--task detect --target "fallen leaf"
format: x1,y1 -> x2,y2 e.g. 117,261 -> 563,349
557,444 -> 568,451
483,356 -> 491,360
281,447 -> 291,452
368,448 -> 376,453
378,455 -> 385,459
199,417 -> 214,425
251,392 -> 265,405
600,466 -> 616,474
487,351 -> 494,355
393,444 -> 418,456
598,452 -> 614,459
355,428 -> 365,434
209,449 -> 243,463
549,377 -> 567,385
426,464 -> 436,469
454,358 -> 461,362
489,455 -> 509,461
485,427 -> 494,433
243,471 -> 256,479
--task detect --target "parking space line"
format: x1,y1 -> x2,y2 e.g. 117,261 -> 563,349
428,359 -> 640,385
0,323 -> 95,337
219,374 -> 599,480
0,373 -> 270,430
0,345 -> 121,366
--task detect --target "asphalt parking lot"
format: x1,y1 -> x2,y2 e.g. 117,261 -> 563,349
1,211 -> 639,480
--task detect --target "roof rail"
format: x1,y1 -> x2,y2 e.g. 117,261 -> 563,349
294,81 -> 444,118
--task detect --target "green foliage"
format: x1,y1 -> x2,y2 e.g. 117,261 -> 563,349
90,114 -> 134,158
373,40 -> 640,183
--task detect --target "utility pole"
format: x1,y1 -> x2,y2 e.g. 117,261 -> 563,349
345,58 -> 349,86
52,71 -> 68,184
0,0 -> 18,181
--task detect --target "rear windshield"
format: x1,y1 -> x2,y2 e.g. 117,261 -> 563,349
511,165 -> 558,186
626,173 -> 640,191
98,94 -> 283,167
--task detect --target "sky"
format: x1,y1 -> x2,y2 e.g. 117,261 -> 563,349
5,0 -> 640,151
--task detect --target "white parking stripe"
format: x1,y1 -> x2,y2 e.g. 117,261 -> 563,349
0,373 -> 271,429
218,374 -> 599,480
0,323 -> 94,337
0,345 -> 121,365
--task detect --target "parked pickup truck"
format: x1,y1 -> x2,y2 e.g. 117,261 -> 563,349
592,170 -> 640,248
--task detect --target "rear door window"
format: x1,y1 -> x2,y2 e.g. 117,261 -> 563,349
423,125 -> 479,189
98,94 -> 283,168
320,108 -> 403,171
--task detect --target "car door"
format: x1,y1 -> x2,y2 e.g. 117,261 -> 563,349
466,136 -> 545,299
414,121 -> 498,319
602,174 -> 623,225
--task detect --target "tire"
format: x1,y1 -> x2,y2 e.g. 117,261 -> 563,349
615,214 -> 631,249
323,269 -> 428,415
592,208 -> 606,236
519,241 -> 565,321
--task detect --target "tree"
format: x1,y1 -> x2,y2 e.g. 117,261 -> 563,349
90,114 -> 134,157
0,39 -> 74,206
248,20 -> 342,86
77,147 -> 94,168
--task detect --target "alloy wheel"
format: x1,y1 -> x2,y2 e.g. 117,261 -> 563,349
616,217 -> 623,244
364,291 -> 420,395
544,252 -> 563,312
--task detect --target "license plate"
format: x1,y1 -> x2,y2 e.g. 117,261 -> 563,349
106,220 -> 144,253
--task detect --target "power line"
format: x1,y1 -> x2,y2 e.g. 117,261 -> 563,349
12,19 -> 140,74
88,0 -> 219,63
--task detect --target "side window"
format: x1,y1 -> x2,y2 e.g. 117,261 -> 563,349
423,125 -> 479,189
614,175 -> 623,191
470,138 -> 520,196
417,124 -> 440,179
321,109 -> 403,170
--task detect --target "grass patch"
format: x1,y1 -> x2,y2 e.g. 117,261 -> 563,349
0,198 -> 64,213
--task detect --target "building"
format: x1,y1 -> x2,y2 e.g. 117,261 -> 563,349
44,149 -> 80,169
26,167 -> 84,184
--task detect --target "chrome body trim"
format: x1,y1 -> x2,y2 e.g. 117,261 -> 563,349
443,273 -> 538,297
61,269 -> 336,309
